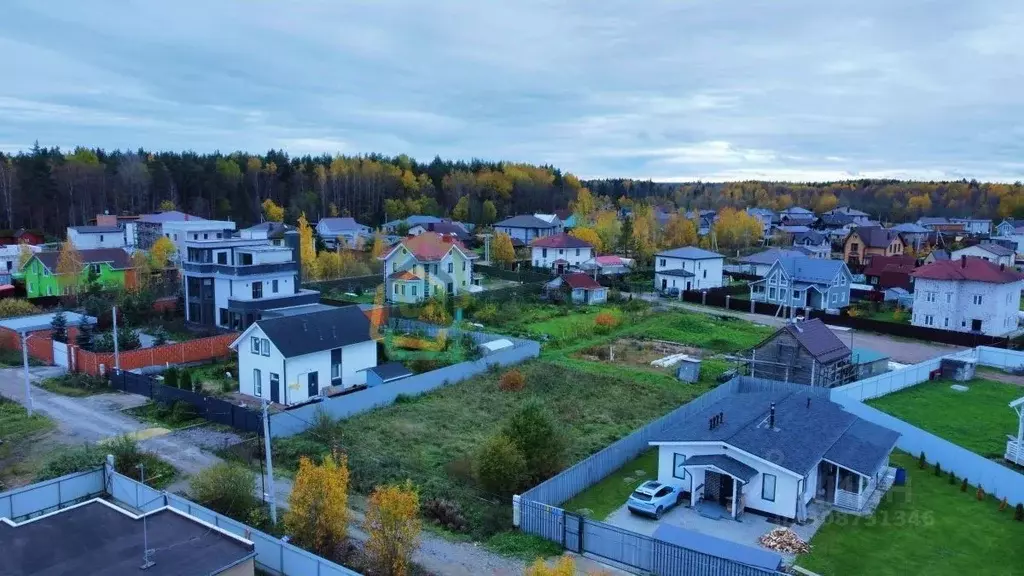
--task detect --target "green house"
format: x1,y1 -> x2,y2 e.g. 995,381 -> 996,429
20,248 -> 136,298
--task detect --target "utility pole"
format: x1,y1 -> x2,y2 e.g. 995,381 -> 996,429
261,397 -> 278,525
112,305 -> 120,373
20,331 -> 32,416
139,463 -> 154,570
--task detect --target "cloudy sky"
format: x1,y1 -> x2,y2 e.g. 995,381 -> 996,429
2,0 -> 1023,182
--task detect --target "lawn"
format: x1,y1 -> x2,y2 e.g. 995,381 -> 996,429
867,378 -> 1021,456
124,401 -> 206,430
0,397 -> 55,489
0,348 -> 43,368
798,452 -> 1024,576
37,373 -> 112,397
562,448 -> 659,520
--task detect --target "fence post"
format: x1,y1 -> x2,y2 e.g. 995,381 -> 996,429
725,295 -> 731,310
512,494 -> 521,527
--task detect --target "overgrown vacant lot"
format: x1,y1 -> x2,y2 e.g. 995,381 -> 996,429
273,359 -> 711,537
0,397 -> 55,489
798,453 -> 1024,576
867,378 -> 1021,456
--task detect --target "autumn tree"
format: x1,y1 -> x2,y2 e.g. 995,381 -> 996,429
629,205 -> 657,264
363,481 -> 421,576
131,250 -> 151,292
316,250 -> 342,280
157,199 -> 176,212
569,227 -> 603,253
526,556 -> 577,576
15,242 -> 34,271
713,208 -> 763,251
570,188 -> 596,221
285,454 -> 350,557
452,196 -> 470,221
262,198 -> 285,223
662,214 -> 698,248
296,212 -> 319,281
492,232 -> 516,266
370,233 -> 388,259
55,241 -> 83,294
149,236 -> 176,268
593,211 -> 621,254
481,199 -> 497,225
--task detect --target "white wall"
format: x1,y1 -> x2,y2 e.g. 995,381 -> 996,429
495,225 -> 557,243
282,340 -> 378,404
163,221 -> 236,259
912,277 -> 1022,335
951,246 -> 1013,267
531,246 -> 593,269
236,325 -> 286,401
341,340 -> 377,387
67,229 -> 126,249
655,256 -> 724,290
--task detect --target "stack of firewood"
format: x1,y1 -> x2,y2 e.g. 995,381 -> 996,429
758,527 -> 811,554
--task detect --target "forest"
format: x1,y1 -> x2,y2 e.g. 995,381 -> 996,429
1,144 -> 1022,237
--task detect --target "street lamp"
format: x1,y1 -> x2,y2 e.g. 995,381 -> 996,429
18,330 -> 40,416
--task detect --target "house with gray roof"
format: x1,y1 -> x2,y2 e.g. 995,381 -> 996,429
790,230 -> 830,258
315,217 -> 373,249
494,214 -> 562,243
652,387 -> 899,521
749,257 -> 852,310
655,246 -> 724,292
736,248 -> 808,277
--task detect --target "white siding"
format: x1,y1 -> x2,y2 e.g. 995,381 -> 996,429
951,246 -> 1013,267
341,340 -> 377,387
912,277 -> 1023,336
67,228 -> 126,249
283,350 -> 329,405
654,256 -> 724,290
531,246 -> 593,269
236,326 -> 286,401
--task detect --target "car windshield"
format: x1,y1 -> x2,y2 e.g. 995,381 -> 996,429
631,491 -> 653,501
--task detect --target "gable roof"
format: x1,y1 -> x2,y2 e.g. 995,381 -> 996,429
656,246 -> 723,260
863,255 -> 917,277
495,214 -> 560,229
971,243 -> 1015,257
34,248 -> 133,271
911,256 -> 1024,284
531,234 -> 592,249
917,217 -> 949,226
775,256 -> 847,285
890,223 -> 930,234
850,226 -> 903,248
251,305 -> 373,357
818,213 -> 855,227
654,389 -> 899,477
242,221 -> 294,238
317,217 -> 370,233
780,206 -> 813,215
738,248 -> 807,265
792,230 -> 826,245
927,249 -> 950,261
562,272 -> 602,290
773,318 -> 851,364
413,221 -> 470,238
384,232 -> 472,262
138,210 -> 205,223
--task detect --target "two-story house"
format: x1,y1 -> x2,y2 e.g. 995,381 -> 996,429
315,217 -> 373,249
66,226 -> 126,250
749,257 -> 853,311
0,243 -> 40,284
842,227 -> 907,267
530,234 -> 593,274
230,305 -> 378,405
380,232 -> 476,304
863,255 -> 917,292
21,248 -> 135,298
910,256 -> 1024,336
949,218 -> 992,236
790,231 -> 830,258
822,206 -> 871,225
951,243 -> 1015,268
181,232 -> 320,330
125,210 -> 212,250
745,208 -> 775,238
778,206 -> 815,227
161,219 -> 237,263
736,248 -> 808,277
654,247 -> 724,292
493,215 -> 562,244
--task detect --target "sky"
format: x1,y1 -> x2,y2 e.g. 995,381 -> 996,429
2,0 -> 1023,182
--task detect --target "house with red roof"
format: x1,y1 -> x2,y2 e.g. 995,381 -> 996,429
380,232 -> 477,303
545,272 -> 608,305
910,255 -> 1024,336
530,234 -> 594,274
578,255 -> 635,275
863,255 -> 917,292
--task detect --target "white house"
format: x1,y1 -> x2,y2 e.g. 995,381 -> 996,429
951,243 -> 1015,268
654,247 -> 724,292
910,256 -> 1024,336
494,214 -> 562,243
315,217 -> 373,249
66,226 -> 126,250
161,219 -> 237,262
950,218 -> 993,236
0,243 -> 40,283
239,222 -> 294,246
230,305 -> 378,405
530,234 -> 593,274
651,388 -> 898,521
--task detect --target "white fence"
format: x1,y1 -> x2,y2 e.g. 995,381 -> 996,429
0,469 -> 104,521
975,346 -> 1024,371
830,358 -> 942,401
52,340 -> 69,368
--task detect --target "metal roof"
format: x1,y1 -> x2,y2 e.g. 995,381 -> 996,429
776,256 -> 848,285
656,247 -> 723,260
682,454 -> 758,483
738,248 -> 808,265
254,305 -> 373,357
656,269 -> 695,278
495,214 -> 560,228
0,311 -> 97,332
368,362 -> 413,383
776,319 -> 851,364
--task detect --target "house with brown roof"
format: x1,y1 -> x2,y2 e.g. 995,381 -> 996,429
863,255 -> 917,292
380,232 -> 477,303
842,227 -> 907,267
746,318 -> 853,388
545,272 -> 608,305
530,234 -> 594,274
910,256 -> 1024,336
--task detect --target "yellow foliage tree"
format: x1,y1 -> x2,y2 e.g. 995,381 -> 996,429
370,233 -> 388,259
157,199 -> 176,212
363,481 -> 421,576
492,232 -> 516,266
630,205 -> 657,263
297,212 -> 319,281
713,208 -> 763,251
131,250 -> 151,292
570,188 -> 596,221
328,202 -> 340,217
285,454 -> 350,557
569,227 -> 602,253
814,192 -> 839,213
15,242 -> 34,271
55,241 -> 83,294
262,198 -> 285,223
149,236 -> 177,268
593,211 -> 621,254
316,250 -> 342,280
662,214 -> 698,248
525,556 -> 576,576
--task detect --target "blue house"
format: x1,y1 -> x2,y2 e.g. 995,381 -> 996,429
749,257 -> 853,310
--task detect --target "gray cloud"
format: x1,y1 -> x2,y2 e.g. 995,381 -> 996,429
1,0 -> 1022,181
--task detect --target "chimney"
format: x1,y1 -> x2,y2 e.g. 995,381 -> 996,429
769,402 -> 776,428
961,255 -> 967,268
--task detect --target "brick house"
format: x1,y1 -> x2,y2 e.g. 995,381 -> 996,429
910,256 -> 1024,336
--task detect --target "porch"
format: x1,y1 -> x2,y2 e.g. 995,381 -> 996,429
1006,438 -> 1023,466
681,455 -> 759,520
818,460 -> 896,515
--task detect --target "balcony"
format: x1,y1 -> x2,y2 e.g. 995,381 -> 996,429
182,261 -> 297,277
227,289 -> 321,311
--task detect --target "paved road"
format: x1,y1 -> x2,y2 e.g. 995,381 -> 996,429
649,297 -> 965,364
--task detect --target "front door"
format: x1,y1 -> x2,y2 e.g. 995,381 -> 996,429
661,278 -> 668,290
686,281 -> 692,291
270,377 -> 280,403
307,372 -> 319,399
971,319 -> 983,332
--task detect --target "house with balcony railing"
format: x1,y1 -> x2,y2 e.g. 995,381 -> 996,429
182,231 -> 319,330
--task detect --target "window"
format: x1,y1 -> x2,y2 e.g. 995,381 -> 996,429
411,285 -> 417,296
703,270 -> 707,279
253,369 -> 262,396
769,287 -> 777,299
401,284 -> 405,295
448,262 -> 453,273
392,262 -> 397,272
269,373 -> 279,397
251,336 -> 260,354
260,338 -> 270,356
462,261 -> 466,271
203,233 -> 209,240
559,249 -> 564,255
219,308 -> 229,326
575,248 -> 580,256
925,291 -> 936,303
672,454 -> 688,480
660,259 -> 666,267
99,234 -> 104,242
944,317 -> 949,327
217,233 -> 223,239
925,314 -> 934,326
217,252 -> 227,264
331,348 -> 342,383
542,248 -> 548,258
193,233 -> 198,240
393,283 -> 398,295
946,293 -> 952,304
831,293 -> 838,304
781,288 -> 789,300
793,290 -> 802,301
90,263 -> 101,275
272,279 -> 279,293
973,294 -> 983,305
252,281 -> 263,299
762,474 -> 776,502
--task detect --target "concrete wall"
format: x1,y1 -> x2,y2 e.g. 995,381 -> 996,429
912,277 -> 1022,336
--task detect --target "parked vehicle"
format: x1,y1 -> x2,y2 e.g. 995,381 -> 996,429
661,287 -> 680,298
626,480 -> 685,519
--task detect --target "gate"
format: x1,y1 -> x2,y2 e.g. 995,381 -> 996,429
52,341 -> 69,368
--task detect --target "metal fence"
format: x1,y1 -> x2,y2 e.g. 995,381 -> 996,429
975,346 -> 1024,370
110,370 -> 262,434
0,469 -> 105,522
101,464 -> 362,575
829,358 -> 943,401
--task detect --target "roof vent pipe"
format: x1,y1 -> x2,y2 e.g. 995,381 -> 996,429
769,402 -> 776,428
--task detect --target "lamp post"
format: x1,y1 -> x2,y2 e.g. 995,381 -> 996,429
19,330 -> 33,416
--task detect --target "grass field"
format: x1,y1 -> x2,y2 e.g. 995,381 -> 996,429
798,452 -> 1024,576
0,397 -> 55,488
37,374 -> 111,397
561,448 -> 659,520
867,378 -> 1021,456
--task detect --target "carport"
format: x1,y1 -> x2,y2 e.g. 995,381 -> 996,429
681,454 -> 758,519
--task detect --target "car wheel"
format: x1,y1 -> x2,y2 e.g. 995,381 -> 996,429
655,506 -> 663,519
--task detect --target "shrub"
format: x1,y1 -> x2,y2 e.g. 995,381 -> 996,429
976,485 -> 985,501
421,498 -> 468,532
286,454 -> 350,557
503,400 -> 567,483
948,470 -> 956,485
162,367 -> 179,389
363,480 -> 421,576
409,358 -> 441,374
1000,497 -> 1008,511
526,556 -> 576,576
961,477 -> 968,492
0,298 -> 39,319
35,445 -> 105,481
169,401 -> 197,425
108,434 -> 144,478
499,369 -> 525,392
594,311 -> 619,332
475,434 -> 528,497
190,462 -> 257,517
918,451 -> 926,469
933,461 -> 941,476
1016,503 -> 1024,522
179,370 -> 193,391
